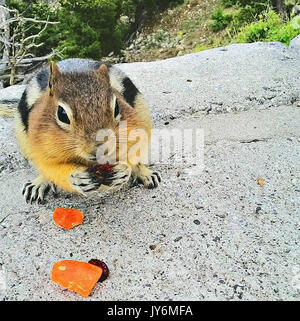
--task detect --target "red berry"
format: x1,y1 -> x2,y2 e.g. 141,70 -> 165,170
94,163 -> 113,176
88,259 -> 109,282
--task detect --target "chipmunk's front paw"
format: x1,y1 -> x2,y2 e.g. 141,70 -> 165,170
70,164 -> 132,195
100,164 -> 132,190
69,170 -> 101,195
22,176 -> 57,204
133,164 -> 161,189
137,171 -> 161,189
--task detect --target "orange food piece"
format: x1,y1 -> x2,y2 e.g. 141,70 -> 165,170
257,178 -> 265,187
53,208 -> 84,230
51,260 -> 103,297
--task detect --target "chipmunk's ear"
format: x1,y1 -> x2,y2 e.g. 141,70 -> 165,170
96,64 -> 110,83
49,61 -> 61,96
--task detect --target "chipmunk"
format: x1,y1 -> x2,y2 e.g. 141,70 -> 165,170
14,58 -> 161,203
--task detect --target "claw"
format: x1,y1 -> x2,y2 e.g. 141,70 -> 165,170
153,172 -> 162,182
25,184 -> 34,203
50,183 -> 57,194
22,182 -> 31,195
133,166 -> 161,189
150,172 -> 161,188
22,177 -> 57,204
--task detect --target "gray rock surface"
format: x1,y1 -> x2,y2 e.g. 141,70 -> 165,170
119,42 -> 300,123
0,41 -> 300,301
0,85 -> 26,110
289,34 -> 300,52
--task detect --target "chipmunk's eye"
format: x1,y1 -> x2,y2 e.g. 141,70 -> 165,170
114,99 -> 120,118
57,105 -> 70,124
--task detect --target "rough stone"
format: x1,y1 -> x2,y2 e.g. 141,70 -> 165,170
0,85 -> 26,110
1,41 -> 300,301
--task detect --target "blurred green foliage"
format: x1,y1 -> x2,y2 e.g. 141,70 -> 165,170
211,8 -> 233,31
237,10 -> 300,45
6,0 -> 184,60
6,0 -> 59,57
5,0 -> 300,60
56,0 -> 124,59
215,0 -> 300,45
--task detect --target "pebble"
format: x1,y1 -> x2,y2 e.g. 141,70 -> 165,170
255,206 -> 262,214
174,236 -> 182,242
195,203 -> 204,210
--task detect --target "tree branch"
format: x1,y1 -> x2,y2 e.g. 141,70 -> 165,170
0,3 -> 59,84
0,50 -> 58,65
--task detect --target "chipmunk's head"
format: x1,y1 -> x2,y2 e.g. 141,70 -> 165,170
30,61 -> 132,165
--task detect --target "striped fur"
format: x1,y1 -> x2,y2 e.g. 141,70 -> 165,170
14,58 -> 159,201
17,59 -> 141,131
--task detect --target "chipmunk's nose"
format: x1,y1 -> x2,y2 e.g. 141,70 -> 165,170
82,139 -> 98,162
85,149 -> 97,162
90,149 -> 97,157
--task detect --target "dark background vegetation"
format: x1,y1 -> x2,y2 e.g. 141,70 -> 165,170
5,0 -> 299,61
5,0 -> 185,60
0,0 -> 299,87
